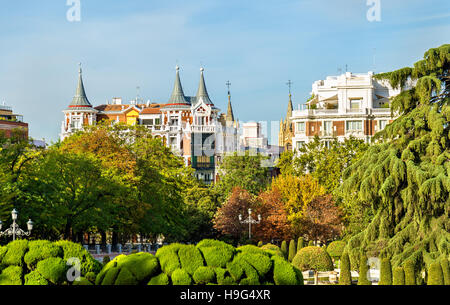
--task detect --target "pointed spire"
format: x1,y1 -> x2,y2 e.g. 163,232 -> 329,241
168,65 -> 188,104
226,81 -> 234,122
196,67 -> 213,105
286,93 -> 293,123
69,63 -> 92,107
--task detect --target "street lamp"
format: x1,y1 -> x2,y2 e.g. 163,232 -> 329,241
0,209 -> 33,241
238,208 -> 262,240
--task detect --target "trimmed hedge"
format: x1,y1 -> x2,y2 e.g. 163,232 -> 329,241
327,241 -> 346,260
148,273 -> 169,285
403,260 -> 416,285
260,244 -> 284,257
172,268 -> 192,285
427,261 -> 444,285
357,253 -> 371,285
0,239 -> 101,286
281,241 -> 288,259
193,266 -> 216,284
378,258 -> 392,285
440,257 -> 450,285
393,267 -> 405,285
297,237 -> 304,251
339,252 -> 352,285
292,246 -> 333,272
272,255 -> 303,285
288,240 -> 296,262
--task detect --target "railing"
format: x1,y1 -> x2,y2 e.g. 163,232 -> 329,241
0,105 -> 12,112
191,125 -> 216,133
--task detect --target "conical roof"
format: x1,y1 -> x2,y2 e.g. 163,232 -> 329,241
226,93 -> 234,122
196,68 -> 213,105
69,65 -> 92,108
286,94 -> 293,122
168,66 -> 189,104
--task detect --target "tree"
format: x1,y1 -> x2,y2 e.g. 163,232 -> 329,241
379,258 -> 392,285
339,252 -> 352,285
215,152 -> 270,199
342,45 -> 450,270
393,266 -> 405,285
297,195 -> 343,244
292,246 -> 333,285
213,187 -> 258,241
357,253 -> 371,285
252,189 -> 291,242
404,260 -> 416,285
280,241 -> 288,259
427,261 -> 444,285
297,237 -> 304,251
288,240 -> 296,262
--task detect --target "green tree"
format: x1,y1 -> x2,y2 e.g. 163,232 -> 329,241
427,261 -> 444,285
342,45 -> 450,270
288,240 -> 296,262
280,241 -> 288,259
297,237 -> 304,251
339,252 -> 352,285
393,266 -> 405,285
379,258 -> 392,285
404,260 -> 416,285
292,246 -> 333,285
357,253 -> 371,285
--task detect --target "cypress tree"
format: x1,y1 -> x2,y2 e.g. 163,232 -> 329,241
339,252 -> 352,285
288,240 -> 296,262
379,258 -> 392,285
257,241 -> 263,247
393,267 -> 405,285
341,45 -> 450,271
281,241 -> 288,259
440,257 -> 450,285
427,261 -> 444,285
297,237 -> 304,251
404,260 -> 416,285
357,253 -> 371,285
308,240 -> 314,247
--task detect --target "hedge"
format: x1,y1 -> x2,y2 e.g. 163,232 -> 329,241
440,257 -> 450,285
288,240 -> 296,262
193,266 -> 216,284
327,241 -> 346,260
427,261 -> 444,285
297,237 -> 304,251
260,244 -> 284,257
281,241 -> 288,259
357,253 -> 371,285
339,252 -> 352,285
272,255 -> 303,285
403,260 -> 416,285
171,268 -> 192,285
179,245 -> 204,275
379,258 -> 392,285
292,246 -> 333,272
148,273 -> 169,285
393,267 -> 405,285
0,239 -> 101,286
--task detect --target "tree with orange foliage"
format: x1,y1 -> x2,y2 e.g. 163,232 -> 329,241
253,189 -> 291,243
298,194 -> 343,244
213,187 -> 259,240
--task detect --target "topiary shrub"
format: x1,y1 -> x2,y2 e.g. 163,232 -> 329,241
117,252 -> 159,282
378,258 -> 392,285
2,239 -> 28,267
288,240 -> 296,262
260,244 -> 283,257
114,268 -> 138,285
24,270 -> 49,285
280,241 -> 288,259
171,268 -> 192,285
236,252 -> 272,278
393,266 -> 405,285
327,241 -> 346,261
0,265 -> 23,285
257,241 -> 263,247
427,261 -> 444,285
148,273 -> 169,285
272,255 -> 302,285
214,267 -> 235,285
308,240 -> 314,247
197,239 -> 235,268
0,246 -> 7,262
440,257 -> 450,285
403,260 -> 416,285
178,245 -> 205,275
103,256 -> 110,265
72,277 -> 93,285
155,243 -> 183,276
339,252 -> 352,285
85,271 -> 96,283
24,240 -> 62,270
193,266 -> 216,285
36,257 -> 67,285
357,253 -> 371,285
297,237 -> 304,251
292,246 -> 333,285
55,240 -> 102,276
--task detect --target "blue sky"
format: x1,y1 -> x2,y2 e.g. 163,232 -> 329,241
0,0 -> 449,144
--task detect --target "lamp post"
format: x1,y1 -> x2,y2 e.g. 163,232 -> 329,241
238,208 -> 261,241
0,209 -> 33,241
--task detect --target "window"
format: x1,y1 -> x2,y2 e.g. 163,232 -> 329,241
296,122 -> 305,132
350,99 -> 362,109
378,120 -> 387,130
346,120 -> 362,131
155,118 -> 161,125
324,121 -> 332,135
71,117 -> 82,129
296,141 -> 305,149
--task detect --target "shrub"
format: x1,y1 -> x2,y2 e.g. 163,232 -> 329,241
55,240 -> 102,275
36,257 -> 67,285
427,261 -> 444,285
357,253 -> 371,285
2,239 -> 28,266
272,255 -> 302,285
117,252 -> 159,282
148,273 -> 169,285
85,272 -> 96,283
197,240 -> 235,268
226,255 -> 259,284
103,256 -> 110,265
171,268 -> 192,285
378,258 -> 392,285
114,268 -> 138,285
440,257 -> 450,285
214,268 -> 235,285
393,267 -> 405,285
72,277 -> 93,285
155,243 -> 183,276
257,241 -> 263,247
288,240 -> 296,262
404,260 -> 416,285
0,265 -> 23,285
193,266 -> 216,284
327,241 -> 346,260
308,240 -> 314,247
178,245 -> 205,275
297,237 -> 304,251
100,266 -> 121,285
237,244 -> 267,256
260,244 -> 283,257
292,246 -> 333,285
24,270 -> 49,285
24,240 -> 62,270
237,252 -> 272,277
280,241 -> 288,258
339,252 -> 352,285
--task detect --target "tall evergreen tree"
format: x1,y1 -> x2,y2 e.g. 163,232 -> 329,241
339,252 -> 352,285
288,239 -> 297,262
342,45 -> 450,270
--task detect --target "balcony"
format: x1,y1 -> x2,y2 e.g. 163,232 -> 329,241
191,125 -> 216,133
